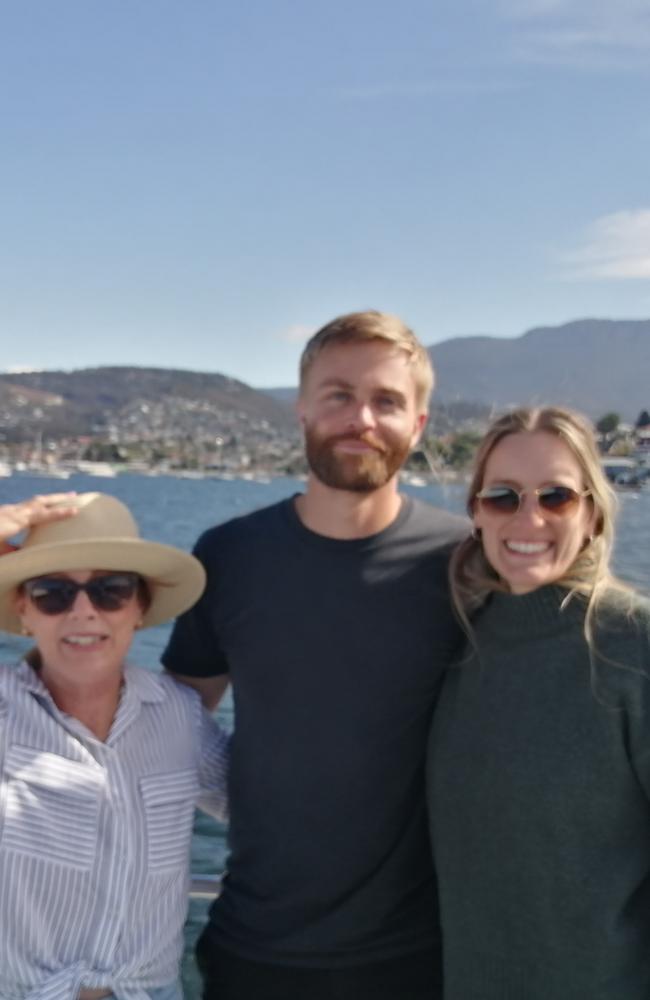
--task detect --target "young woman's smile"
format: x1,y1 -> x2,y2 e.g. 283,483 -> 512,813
473,431 -> 596,594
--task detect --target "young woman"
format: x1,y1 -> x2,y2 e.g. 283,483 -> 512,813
428,406 -> 650,1000
0,492 -> 228,1000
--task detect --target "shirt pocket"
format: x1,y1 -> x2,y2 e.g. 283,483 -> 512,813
140,768 -> 199,873
2,744 -> 103,870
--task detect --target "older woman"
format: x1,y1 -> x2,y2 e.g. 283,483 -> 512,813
428,406 -> 650,1000
0,492 -> 228,1000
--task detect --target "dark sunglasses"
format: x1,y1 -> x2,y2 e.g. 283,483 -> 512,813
23,573 -> 141,616
474,485 -> 591,517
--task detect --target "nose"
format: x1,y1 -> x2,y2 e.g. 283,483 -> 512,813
515,493 -> 547,524
68,588 -> 97,616
347,400 -> 376,431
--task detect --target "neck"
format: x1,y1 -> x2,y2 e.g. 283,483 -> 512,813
39,669 -> 123,742
295,475 -> 404,539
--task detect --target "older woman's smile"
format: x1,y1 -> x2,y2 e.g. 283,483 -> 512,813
17,569 -> 144,690
62,632 -> 109,647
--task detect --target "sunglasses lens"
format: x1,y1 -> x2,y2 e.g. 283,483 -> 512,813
25,579 -> 77,614
24,574 -> 139,615
477,487 -> 520,514
537,486 -> 579,514
88,574 -> 139,611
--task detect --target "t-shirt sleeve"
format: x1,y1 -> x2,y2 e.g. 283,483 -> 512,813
161,530 -> 229,678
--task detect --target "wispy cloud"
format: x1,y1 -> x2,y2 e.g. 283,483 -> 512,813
276,324 -> 316,344
502,0 -> 650,68
561,209 -> 650,280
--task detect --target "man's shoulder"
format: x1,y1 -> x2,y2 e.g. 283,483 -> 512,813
402,497 -> 469,549
196,497 -> 293,553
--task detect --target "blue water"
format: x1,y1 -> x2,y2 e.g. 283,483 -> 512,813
0,472 -> 648,995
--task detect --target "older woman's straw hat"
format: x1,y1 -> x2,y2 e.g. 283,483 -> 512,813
0,492 -> 206,634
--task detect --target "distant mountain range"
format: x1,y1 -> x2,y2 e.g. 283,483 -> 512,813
1,320 -> 647,447
0,367 -> 295,443
266,319 -> 650,421
429,319 -> 650,420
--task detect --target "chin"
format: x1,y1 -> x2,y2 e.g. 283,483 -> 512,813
508,574 -> 552,594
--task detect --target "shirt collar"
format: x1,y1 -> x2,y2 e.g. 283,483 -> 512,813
16,657 -> 168,746
16,657 -> 166,704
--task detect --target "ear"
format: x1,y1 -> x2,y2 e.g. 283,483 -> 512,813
13,589 -> 29,631
13,589 -> 27,617
409,411 -> 428,449
585,500 -> 599,541
295,395 -> 307,428
470,498 -> 484,533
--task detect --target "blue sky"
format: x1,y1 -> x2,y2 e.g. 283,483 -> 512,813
2,0 -> 649,387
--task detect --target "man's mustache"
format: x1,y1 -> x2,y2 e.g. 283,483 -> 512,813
325,433 -> 388,454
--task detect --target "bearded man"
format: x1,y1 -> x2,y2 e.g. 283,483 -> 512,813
164,310 -> 467,1000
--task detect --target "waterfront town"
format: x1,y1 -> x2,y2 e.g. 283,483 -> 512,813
0,368 -> 649,486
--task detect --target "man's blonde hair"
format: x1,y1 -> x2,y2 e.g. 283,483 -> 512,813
299,310 -> 434,410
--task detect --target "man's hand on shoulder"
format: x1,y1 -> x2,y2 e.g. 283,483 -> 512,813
166,672 -> 230,711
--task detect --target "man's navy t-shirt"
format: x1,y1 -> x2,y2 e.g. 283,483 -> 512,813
163,496 -> 467,967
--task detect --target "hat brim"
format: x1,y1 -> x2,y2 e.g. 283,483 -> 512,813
0,538 -> 206,634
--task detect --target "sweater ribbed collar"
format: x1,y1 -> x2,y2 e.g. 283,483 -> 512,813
476,584 -> 588,640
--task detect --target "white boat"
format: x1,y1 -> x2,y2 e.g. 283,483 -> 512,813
601,457 -> 648,490
25,464 -> 72,479
76,461 -> 117,478
400,471 -> 428,487
0,461 -> 11,478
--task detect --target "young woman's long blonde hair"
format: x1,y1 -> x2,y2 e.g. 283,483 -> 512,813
450,406 -> 622,638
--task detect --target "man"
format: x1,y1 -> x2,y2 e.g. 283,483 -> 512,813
163,310 -> 467,999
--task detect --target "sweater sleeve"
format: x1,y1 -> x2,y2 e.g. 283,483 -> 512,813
613,598 -> 650,800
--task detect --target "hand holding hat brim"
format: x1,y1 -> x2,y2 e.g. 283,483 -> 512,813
0,494 -> 79,554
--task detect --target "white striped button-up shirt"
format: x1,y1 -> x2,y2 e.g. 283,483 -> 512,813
0,660 -> 229,1000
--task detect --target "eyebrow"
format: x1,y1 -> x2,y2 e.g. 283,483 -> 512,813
317,377 -> 354,390
317,377 -> 407,403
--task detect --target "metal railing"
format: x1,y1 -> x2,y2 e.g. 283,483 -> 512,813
189,874 -> 222,899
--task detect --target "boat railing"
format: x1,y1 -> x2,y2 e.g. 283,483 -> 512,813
189,874 -> 222,899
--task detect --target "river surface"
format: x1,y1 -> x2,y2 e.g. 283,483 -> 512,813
0,472 -> 648,995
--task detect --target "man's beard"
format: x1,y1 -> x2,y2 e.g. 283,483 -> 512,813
304,427 -> 412,492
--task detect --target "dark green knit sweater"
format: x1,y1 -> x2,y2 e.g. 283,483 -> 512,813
428,585 -> 650,1000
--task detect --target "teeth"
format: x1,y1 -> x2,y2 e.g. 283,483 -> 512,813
506,541 -> 550,554
64,636 -> 103,646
